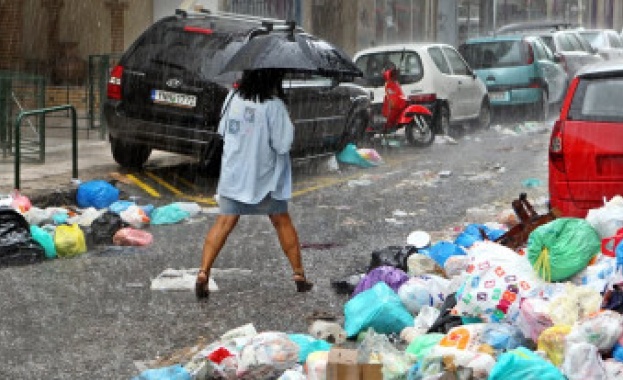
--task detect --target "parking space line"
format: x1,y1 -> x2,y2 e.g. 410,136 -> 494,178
125,174 -> 161,198
145,170 -> 217,205
292,174 -> 361,198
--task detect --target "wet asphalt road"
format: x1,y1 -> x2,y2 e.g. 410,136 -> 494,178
0,122 -> 552,378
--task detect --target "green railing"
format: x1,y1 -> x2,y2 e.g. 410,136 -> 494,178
14,105 -> 77,190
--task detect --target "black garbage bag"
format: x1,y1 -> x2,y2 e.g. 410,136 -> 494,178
90,211 -> 124,245
368,245 -> 418,272
0,206 -> 45,266
427,293 -> 463,334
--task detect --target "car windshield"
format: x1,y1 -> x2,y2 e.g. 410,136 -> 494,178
461,40 -> 525,69
354,51 -> 423,85
569,77 -> 623,122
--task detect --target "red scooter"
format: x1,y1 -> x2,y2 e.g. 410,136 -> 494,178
372,67 -> 434,147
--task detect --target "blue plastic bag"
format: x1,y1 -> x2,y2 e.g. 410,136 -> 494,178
426,241 -> 465,267
132,364 -> 191,380
613,343 -> 623,362
150,204 -> 191,225
76,180 -> 120,209
489,347 -> 565,380
287,333 -> 332,363
344,282 -> 414,337
108,200 -> 135,214
482,323 -> 526,352
336,143 -> 376,168
454,223 -> 505,248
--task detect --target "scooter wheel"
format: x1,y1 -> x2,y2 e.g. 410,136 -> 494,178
406,115 -> 434,147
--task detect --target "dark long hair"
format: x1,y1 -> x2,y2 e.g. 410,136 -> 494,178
237,69 -> 286,103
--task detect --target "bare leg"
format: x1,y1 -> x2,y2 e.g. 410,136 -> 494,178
196,214 -> 239,297
269,212 -> 312,291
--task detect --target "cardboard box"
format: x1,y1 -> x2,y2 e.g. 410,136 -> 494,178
326,348 -> 383,380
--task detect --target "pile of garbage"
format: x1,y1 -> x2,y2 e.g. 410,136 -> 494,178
0,180 -> 203,265
132,194 -> 623,380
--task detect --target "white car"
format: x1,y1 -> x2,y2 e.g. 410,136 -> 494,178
578,29 -> 623,60
353,43 -> 490,136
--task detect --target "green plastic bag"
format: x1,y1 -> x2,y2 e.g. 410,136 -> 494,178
405,333 -> 444,361
489,347 -> 565,380
30,225 -> 56,258
527,218 -> 601,281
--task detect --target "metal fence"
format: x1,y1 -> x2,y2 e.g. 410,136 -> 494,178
0,71 -> 46,162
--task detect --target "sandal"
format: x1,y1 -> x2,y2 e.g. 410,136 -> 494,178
195,269 -> 210,299
293,270 -> 313,293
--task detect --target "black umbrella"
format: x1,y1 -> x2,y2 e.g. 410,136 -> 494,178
218,32 -> 363,78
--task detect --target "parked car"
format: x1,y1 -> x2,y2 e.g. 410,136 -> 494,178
526,30 -> 603,78
352,43 -> 490,136
577,29 -> 623,60
459,34 -> 568,121
104,11 -> 371,173
549,61 -> 623,217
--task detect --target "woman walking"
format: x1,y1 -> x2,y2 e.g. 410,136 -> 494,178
195,69 -> 313,299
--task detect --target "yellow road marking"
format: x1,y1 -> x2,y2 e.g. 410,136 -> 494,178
292,174 -> 361,197
145,171 -> 217,205
126,174 -> 161,198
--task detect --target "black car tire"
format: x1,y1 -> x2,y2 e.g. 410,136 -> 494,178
338,113 -> 369,150
534,90 -> 549,122
406,115 -> 434,147
110,137 -> 152,168
472,99 -> 491,129
438,104 -> 452,136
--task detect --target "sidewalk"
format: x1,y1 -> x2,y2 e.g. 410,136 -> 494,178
0,127 -> 116,196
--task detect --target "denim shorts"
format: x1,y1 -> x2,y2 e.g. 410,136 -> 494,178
218,194 -> 288,215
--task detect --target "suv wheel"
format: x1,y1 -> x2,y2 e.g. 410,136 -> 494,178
534,90 -> 549,121
339,113 -> 369,150
110,137 -> 152,168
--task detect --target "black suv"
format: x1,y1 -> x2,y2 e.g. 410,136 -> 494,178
104,11 -> 371,173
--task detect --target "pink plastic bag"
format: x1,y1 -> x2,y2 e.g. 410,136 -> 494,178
112,228 -> 153,246
10,190 -> 31,213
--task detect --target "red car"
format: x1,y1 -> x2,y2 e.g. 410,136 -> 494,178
549,61 -> 623,217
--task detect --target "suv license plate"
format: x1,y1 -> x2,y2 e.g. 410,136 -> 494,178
489,91 -> 509,101
151,89 -> 197,108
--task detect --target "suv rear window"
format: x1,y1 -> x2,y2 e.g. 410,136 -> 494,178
354,51 -> 423,86
461,41 -> 526,69
569,77 -> 623,122
124,19 -> 245,80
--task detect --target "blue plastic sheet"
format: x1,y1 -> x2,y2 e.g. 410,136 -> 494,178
426,241 -> 465,267
489,347 -> 565,380
454,223 -> 505,248
344,282 -> 414,337
132,364 -> 191,380
287,333 -> 332,363
336,143 -> 376,168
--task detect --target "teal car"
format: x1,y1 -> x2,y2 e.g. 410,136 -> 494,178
459,35 -> 568,121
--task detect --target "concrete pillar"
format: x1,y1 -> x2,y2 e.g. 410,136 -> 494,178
105,0 -> 129,53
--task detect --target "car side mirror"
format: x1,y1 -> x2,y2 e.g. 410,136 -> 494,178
553,53 -> 562,63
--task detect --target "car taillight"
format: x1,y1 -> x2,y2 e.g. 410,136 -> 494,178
107,65 -> 123,100
549,119 -> 565,173
183,26 -> 213,34
524,41 -> 534,64
409,93 -> 437,103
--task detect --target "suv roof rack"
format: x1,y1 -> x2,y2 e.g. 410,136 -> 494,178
174,8 -> 302,32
